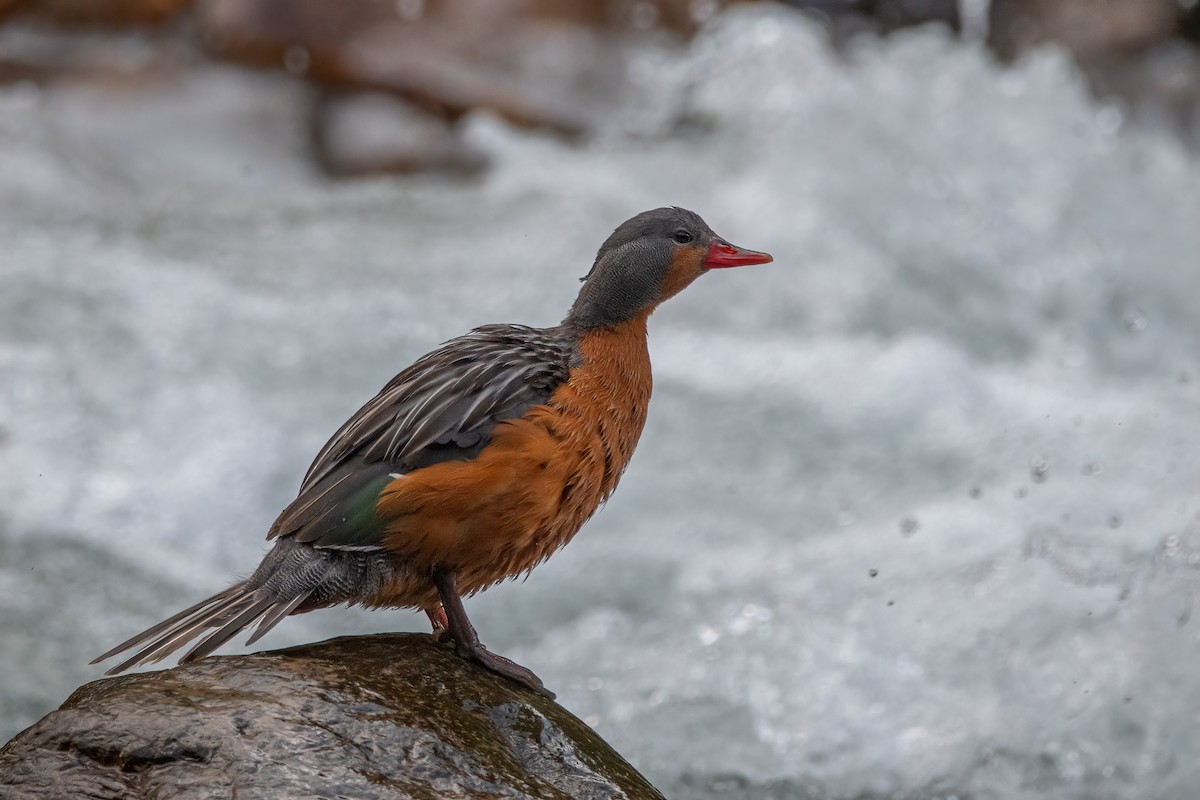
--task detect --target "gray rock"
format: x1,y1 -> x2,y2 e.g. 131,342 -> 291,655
0,634 -> 666,800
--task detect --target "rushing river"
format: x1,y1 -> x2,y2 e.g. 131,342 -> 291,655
2,7 -> 1199,799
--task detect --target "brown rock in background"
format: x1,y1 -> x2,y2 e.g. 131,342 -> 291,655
0,0 -> 737,176
189,0 -> 730,173
988,0 -> 1200,148
1,0 -> 191,26
194,0 -> 712,134
5,0 -> 1200,169
1085,42 -> 1200,148
785,0 -> 961,39
988,0 -> 1181,61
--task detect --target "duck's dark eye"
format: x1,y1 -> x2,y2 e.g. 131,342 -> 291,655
673,230 -> 694,244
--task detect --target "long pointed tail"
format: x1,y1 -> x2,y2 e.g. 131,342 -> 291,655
90,583 -> 313,675
91,538 -> 399,675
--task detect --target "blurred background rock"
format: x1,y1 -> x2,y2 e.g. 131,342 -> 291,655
5,0 -> 1200,173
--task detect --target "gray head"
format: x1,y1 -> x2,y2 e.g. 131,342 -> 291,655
565,207 -> 772,330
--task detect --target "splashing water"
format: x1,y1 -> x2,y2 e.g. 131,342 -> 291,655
2,8 -> 1199,799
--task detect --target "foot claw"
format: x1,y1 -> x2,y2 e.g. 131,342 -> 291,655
462,645 -> 555,699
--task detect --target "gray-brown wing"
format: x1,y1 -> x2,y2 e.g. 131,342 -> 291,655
266,325 -> 574,549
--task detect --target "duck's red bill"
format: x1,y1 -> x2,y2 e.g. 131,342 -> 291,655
704,239 -> 774,269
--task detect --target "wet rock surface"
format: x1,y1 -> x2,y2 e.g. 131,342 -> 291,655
0,634 -> 665,800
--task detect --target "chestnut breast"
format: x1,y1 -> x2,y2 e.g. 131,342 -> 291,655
373,314 -> 652,598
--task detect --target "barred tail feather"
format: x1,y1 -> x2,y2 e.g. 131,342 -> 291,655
177,593 -> 291,666
91,538 -> 401,675
91,584 -> 314,676
90,585 -> 243,665
244,592 -> 309,646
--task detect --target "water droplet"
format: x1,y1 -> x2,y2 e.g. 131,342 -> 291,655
1030,457 -> 1049,483
868,568 -> 878,578
899,516 -> 919,537
1082,461 -> 1102,476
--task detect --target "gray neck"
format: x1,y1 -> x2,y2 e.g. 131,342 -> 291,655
564,240 -> 664,330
